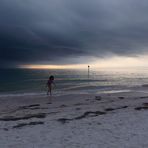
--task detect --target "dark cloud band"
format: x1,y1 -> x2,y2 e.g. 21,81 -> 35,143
1,0 -> 148,67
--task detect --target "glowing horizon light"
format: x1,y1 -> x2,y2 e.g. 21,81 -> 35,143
19,55 -> 148,70
19,64 -> 89,69
92,55 -> 148,68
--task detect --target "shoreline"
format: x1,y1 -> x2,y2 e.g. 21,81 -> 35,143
0,87 -> 144,98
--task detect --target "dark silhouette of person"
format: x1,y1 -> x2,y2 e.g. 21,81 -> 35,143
46,75 -> 55,97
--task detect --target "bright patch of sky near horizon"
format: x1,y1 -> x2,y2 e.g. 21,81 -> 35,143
20,55 -> 148,69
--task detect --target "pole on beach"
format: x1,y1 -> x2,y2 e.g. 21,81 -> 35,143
88,65 -> 90,79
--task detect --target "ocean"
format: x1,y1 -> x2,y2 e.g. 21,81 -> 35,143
1,68 -> 148,96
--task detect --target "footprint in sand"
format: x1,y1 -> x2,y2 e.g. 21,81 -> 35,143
13,121 -> 44,129
135,102 -> 148,110
95,96 -> 102,101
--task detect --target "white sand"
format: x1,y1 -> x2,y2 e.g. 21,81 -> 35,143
1,91 -> 148,148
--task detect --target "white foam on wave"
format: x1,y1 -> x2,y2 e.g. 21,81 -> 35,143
0,92 -> 46,98
99,89 -> 131,94
0,90 -> 77,98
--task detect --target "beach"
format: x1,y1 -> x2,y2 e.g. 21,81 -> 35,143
2,0 -> 148,147
1,91 -> 148,148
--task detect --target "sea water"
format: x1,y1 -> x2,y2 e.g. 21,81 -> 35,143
1,68 -> 148,96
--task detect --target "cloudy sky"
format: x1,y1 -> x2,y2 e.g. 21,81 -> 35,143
1,0 -> 148,68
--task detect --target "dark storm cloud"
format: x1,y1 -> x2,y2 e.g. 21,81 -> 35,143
1,0 -> 148,67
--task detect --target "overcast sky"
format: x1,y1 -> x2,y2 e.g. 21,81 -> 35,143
1,0 -> 148,68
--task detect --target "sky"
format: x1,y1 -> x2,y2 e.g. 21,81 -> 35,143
1,0 -> 148,68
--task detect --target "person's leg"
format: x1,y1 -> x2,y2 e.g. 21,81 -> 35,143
49,87 -> 52,96
49,86 -> 52,103
47,89 -> 49,95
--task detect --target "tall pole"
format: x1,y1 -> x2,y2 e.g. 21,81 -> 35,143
88,65 -> 90,79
